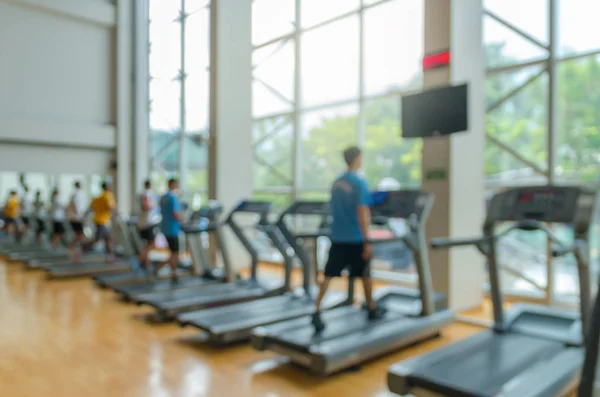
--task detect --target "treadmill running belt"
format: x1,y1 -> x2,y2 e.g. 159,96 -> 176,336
408,332 -> 565,397
135,281 -> 244,302
271,308 -> 404,352
115,276 -> 212,296
48,261 -> 130,277
184,296 -> 314,333
153,285 -> 268,309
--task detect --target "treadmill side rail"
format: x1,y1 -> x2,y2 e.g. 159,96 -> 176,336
387,331 -> 574,397
499,348 -> 583,397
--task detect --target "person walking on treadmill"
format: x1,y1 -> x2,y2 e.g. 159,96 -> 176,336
84,182 -> 117,263
3,190 -> 20,238
49,187 -> 66,248
138,179 -> 158,272
33,190 -> 45,243
20,185 -> 33,240
312,146 -> 386,333
66,181 -> 86,262
154,178 -> 183,283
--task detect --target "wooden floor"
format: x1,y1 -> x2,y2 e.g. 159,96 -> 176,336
0,260 -> 485,397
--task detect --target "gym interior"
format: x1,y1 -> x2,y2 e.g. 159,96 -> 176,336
1,0 -> 600,396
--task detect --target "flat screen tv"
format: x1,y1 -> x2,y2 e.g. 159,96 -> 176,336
401,83 -> 468,138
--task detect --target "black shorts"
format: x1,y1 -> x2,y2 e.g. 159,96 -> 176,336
21,217 -> 29,226
36,218 -> 45,232
324,243 -> 371,278
4,217 -> 16,225
70,221 -> 84,234
95,224 -> 110,240
165,236 -> 180,253
139,227 -> 156,242
53,221 -> 65,235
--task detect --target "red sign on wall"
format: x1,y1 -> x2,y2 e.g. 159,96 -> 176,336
422,50 -> 451,71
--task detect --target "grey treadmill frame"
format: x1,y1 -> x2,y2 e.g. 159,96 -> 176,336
109,212 -> 232,299
388,185 -> 598,397
176,201 -> 352,343
44,215 -> 136,279
134,200 -> 287,319
251,190 -> 454,375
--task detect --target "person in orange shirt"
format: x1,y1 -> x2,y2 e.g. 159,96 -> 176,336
83,182 -> 117,263
3,190 -> 20,237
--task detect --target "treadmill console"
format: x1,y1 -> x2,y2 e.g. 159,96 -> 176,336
370,190 -> 434,220
487,186 -> 598,228
286,201 -> 329,216
193,202 -> 224,220
233,200 -> 272,214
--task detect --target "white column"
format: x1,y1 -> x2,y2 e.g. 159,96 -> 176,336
133,0 -> 150,194
421,0 -> 486,311
209,0 -> 253,267
115,0 -> 134,215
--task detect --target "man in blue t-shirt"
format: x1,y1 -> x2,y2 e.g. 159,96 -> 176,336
312,146 -> 386,332
155,178 -> 183,283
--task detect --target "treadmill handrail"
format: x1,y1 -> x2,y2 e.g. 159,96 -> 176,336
577,273 -> 600,397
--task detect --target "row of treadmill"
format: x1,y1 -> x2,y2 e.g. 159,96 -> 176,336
2,185 -> 599,397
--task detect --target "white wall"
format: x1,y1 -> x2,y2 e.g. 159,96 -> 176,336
421,0 -> 485,311
209,0 -> 254,269
0,0 -> 117,173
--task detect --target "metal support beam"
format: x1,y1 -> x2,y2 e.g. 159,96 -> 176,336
252,37 -> 292,70
253,115 -> 292,148
546,0 -> 559,305
486,67 -> 547,113
254,156 -> 293,185
486,134 -> 549,176
292,0 -> 302,199
179,0 -> 188,188
357,0 -> 366,149
557,48 -> 600,63
133,0 -> 150,190
253,78 -> 294,105
487,57 -> 548,76
484,10 -> 549,50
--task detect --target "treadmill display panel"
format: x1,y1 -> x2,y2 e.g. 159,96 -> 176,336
370,190 -> 432,219
490,186 -> 595,224
289,201 -> 329,215
234,200 -> 272,213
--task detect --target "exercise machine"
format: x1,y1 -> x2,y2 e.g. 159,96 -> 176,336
577,263 -> 600,397
104,204 -> 228,297
388,185 -> 595,397
176,200 -> 350,344
134,200 -> 286,321
251,190 -> 451,376
44,215 -> 136,279
92,212 -> 206,289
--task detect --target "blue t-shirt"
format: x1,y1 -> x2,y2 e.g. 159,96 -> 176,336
330,171 -> 371,243
160,191 -> 182,237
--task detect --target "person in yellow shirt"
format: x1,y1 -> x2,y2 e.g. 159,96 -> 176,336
3,190 -> 20,237
83,182 -> 117,262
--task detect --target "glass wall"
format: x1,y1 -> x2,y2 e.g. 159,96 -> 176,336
252,0 -> 425,265
148,0 -> 210,207
483,0 -> 600,304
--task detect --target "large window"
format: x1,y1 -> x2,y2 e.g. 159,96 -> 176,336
252,0 -> 424,270
148,0 -> 210,207
483,0 -> 600,303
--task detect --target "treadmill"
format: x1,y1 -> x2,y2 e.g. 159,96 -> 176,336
176,200 -> 350,344
578,262 -> 600,397
388,185 -> 595,397
4,219 -> 74,262
92,214 -> 200,289
251,190 -> 452,376
133,200 -> 286,321
44,216 -> 136,279
104,205 -> 229,297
